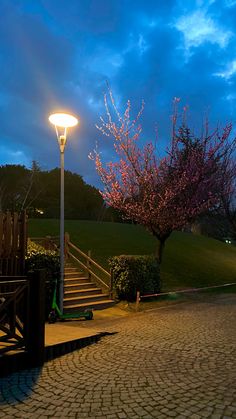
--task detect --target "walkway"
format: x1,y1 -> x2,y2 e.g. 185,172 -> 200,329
0,294 -> 236,418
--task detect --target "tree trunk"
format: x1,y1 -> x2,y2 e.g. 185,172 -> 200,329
154,230 -> 172,264
156,239 -> 166,264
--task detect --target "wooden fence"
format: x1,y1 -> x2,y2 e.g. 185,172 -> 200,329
0,211 -> 27,275
0,276 -> 29,354
0,270 -> 45,375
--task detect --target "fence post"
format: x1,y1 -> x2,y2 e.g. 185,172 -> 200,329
87,250 -> 91,280
27,269 -> 45,367
109,269 -> 113,299
19,210 -> 27,275
64,232 -> 70,260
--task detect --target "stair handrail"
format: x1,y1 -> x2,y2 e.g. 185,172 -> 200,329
65,233 -> 112,295
30,234 -> 113,296
68,241 -> 110,278
68,250 -> 110,290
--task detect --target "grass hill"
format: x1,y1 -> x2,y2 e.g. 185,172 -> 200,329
28,219 -> 236,292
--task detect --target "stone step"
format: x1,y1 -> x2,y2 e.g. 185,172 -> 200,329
64,287 -> 102,298
64,272 -> 85,279
63,293 -> 110,306
64,282 -> 97,291
64,299 -> 115,312
64,263 -> 74,267
64,269 -> 82,275
63,261 -> 114,312
64,277 -> 89,284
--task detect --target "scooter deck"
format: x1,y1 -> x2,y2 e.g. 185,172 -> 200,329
60,311 -> 93,320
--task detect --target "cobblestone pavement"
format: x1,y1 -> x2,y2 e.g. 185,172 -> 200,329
0,294 -> 236,418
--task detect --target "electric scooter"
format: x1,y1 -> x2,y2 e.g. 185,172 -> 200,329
48,280 -> 93,323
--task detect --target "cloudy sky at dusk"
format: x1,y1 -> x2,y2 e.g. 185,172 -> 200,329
1,0 -> 236,186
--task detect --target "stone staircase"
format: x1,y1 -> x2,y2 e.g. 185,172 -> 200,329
63,263 -> 114,313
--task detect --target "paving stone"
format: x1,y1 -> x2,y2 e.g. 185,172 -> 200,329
0,293 -> 236,418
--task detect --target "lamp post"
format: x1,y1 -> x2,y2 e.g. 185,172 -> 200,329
49,112 -> 78,313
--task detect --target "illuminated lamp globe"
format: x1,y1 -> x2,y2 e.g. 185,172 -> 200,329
49,113 -> 78,128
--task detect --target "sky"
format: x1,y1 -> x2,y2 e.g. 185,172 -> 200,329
1,0 -> 236,187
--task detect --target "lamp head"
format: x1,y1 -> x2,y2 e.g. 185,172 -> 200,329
49,113 -> 78,128
49,112 -> 79,152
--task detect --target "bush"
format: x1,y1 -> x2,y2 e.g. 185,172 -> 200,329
109,255 -> 161,301
25,239 -> 60,317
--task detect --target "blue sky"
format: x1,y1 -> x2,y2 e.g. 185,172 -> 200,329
1,0 -> 236,186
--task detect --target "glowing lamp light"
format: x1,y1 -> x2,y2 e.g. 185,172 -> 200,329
49,113 -> 78,128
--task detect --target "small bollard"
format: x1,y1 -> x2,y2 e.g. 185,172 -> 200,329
135,291 -> 140,312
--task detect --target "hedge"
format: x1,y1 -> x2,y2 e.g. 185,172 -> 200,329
25,239 -> 60,318
109,255 -> 161,301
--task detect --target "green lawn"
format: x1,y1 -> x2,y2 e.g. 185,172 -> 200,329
28,219 -> 236,292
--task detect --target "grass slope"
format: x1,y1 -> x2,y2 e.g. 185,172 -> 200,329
28,219 -> 236,292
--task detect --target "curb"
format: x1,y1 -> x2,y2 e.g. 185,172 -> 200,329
0,331 -> 113,378
45,331 -> 112,361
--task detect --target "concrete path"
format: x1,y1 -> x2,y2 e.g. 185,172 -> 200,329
45,323 -> 102,346
0,294 -> 236,418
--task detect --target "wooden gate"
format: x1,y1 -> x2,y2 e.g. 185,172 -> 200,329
0,211 -> 27,275
0,271 -> 45,375
0,276 -> 29,354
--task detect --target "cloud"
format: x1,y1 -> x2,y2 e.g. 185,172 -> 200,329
214,60 -> 236,80
174,9 -> 232,54
0,0 -> 236,187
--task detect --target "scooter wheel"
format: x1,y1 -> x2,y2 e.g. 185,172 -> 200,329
48,310 -> 57,323
86,311 -> 93,320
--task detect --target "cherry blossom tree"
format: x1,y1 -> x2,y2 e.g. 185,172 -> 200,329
218,149 -> 236,238
91,91 -> 235,263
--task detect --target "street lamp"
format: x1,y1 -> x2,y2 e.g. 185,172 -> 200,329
49,112 -> 79,313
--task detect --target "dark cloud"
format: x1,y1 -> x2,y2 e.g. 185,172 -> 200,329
0,0 -> 236,186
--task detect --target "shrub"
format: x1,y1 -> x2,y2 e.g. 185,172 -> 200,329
109,255 -> 161,301
25,239 -> 60,317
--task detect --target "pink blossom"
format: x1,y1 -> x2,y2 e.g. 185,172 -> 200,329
92,92 -> 235,262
